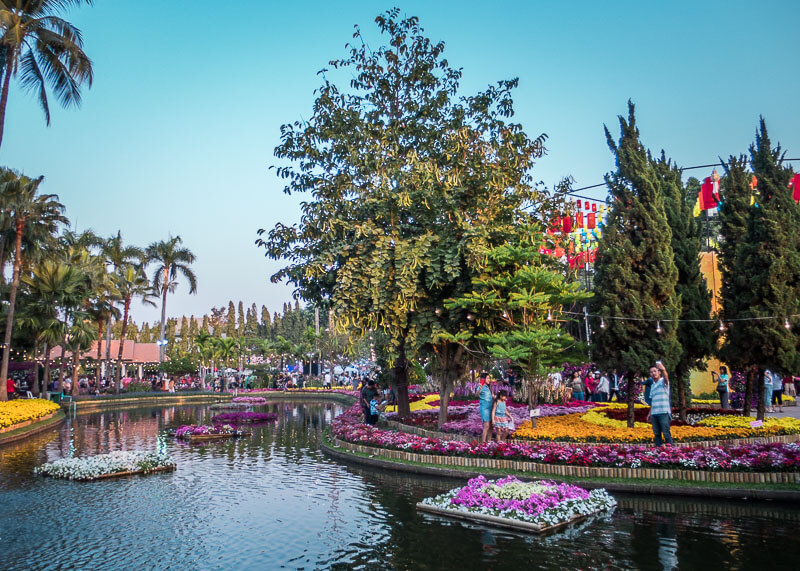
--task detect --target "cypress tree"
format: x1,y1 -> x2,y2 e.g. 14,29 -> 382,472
653,154 -> 715,420
226,301 -> 236,338
260,305 -> 271,338
592,102 -> 681,427
237,301 -> 246,336
724,119 -> 800,420
201,314 -> 210,334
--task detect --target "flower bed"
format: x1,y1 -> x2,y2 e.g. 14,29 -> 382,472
231,396 -> 268,405
0,399 -> 61,430
210,412 -> 278,424
171,424 -> 249,439
693,394 -> 796,405
209,402 -> 253,410
384,393 -> 440,413
34,451 -> 176,481
418,476 -> 616,532
331,404 -> 800,472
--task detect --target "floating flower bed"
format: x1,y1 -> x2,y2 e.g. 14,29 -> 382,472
331,405 -> 800,472
211,412 -> 278,424
418,476 -> 616,533
209,402 -> 253,410
231,396 -> 268,405
0,399 -> 61,429
34,451 -> 176,481
172,424 -> 249,440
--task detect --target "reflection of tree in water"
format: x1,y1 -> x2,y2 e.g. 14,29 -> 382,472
0,428 -> 59,486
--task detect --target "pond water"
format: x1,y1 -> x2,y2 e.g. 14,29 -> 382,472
1,401 -> 799,570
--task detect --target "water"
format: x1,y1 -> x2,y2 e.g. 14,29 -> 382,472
1,401 -> 799,570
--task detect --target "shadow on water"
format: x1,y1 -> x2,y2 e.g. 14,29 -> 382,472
1,401 -> 799,570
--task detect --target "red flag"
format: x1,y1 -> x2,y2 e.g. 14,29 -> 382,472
790,174 -> 800,202
584,200 -> 590,210
591,203 -> 597,212
700,177 -> 719,210
587,212 -> 596,229
575,212 -> 584,228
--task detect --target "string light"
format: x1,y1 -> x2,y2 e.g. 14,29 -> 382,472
434,308 -> 442,316
600,317 -> 605,329
656,321 -> 662,334
502,311 -> 509,319
785,318 -> 792,330
547,310 -> 553,321
718,320 -> 726,332
466,314 -> 474,321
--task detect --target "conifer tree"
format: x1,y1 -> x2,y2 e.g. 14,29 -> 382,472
722,120 -> 800,420
261,306 -> 271,338
717,155 -> 756,413
225,301 -> 236,338
653,154 -> 714,421
140,322 -> 151,343
591,102 -> 681,427
238,301 -> 246,336
201,314 -> 210,334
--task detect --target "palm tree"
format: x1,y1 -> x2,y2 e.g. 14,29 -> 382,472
145,236 -> 197,362
99,231 -> 141,383
66,315 -> 96,398
0,169 -> 66,400
0,0 -> 94,150
112,263 -> 155,392
213,337 -> 236,391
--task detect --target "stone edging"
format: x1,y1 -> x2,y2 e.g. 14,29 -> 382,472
330,437 -> 800,485
320,438 -> 800,501
0,410 -> 66,447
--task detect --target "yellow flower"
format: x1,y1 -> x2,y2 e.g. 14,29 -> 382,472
384,393 -> 440,413
0,399 -> 60,429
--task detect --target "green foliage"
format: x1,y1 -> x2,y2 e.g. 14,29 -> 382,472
258,10 -> 552,416
158,355 -> 198,376
126,381 -> 151,393
443,223 -> 591,406
591,102 -> 681,375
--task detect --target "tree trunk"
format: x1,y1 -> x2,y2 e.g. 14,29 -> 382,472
95,318 -> 104,387
0,56 -> 14,151
57,329 -> 67,389
31,339 -> 40,397
0,220 -> 25,401
106,313 -> 113,392
743,367 -> 755,417
627,373 -> 636,428
436,342 -> 465,428
677,373 -> 688,422
756,367 -> 766,421
158,268 -> 169,362
393,338 -> 411,418
42,343 -> 51,399
71,350 -> 80,398
115,297 -> 131,393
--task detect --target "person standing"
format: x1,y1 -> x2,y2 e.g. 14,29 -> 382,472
771,369 -> 784,413
569,372 -> 585,402
711,366 -> 730,410
477,372 -> 493,443
360,380 -> 378,423
491,390 -> 513,442
764,369 -> 775,413
596,372 -> 609,402
647,362 -> 673,446
585,371 -> 598,402
608,369 -> 620,402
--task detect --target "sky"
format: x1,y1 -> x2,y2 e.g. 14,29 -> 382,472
2,0 -> 798,324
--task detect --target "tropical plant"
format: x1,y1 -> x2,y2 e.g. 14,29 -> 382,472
112,263 -> 156,392
0,0 -> 95,149
145,236 -> 197,362
0,168 -> 67,400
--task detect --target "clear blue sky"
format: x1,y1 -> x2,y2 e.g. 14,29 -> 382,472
2,0 -> 798,324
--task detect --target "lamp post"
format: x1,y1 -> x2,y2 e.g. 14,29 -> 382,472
156,339 -> 168,379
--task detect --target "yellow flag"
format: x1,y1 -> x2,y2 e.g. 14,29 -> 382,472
693,200 -> 701,217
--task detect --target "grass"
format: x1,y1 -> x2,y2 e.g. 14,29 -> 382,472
321,431 -> 800,493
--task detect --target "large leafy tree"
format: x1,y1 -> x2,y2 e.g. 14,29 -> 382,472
0,0 -> 94,150
653,154 -> 714,421
145,235 -> 197,362
258,10 -> 548,416
720,120 -> 800,420
0,168 -> 66,400
591,102 -> 681,427
112,263 -> 155,392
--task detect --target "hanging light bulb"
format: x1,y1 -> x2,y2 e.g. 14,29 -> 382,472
466,313 -> 474,321
718,320 -> 726,332
547,310 -> 553,321
434,308 -> 442,316
656,321 -> 662,334
600,317 -> 605,329
785,317 -> 791,330
503,311 -> 509,319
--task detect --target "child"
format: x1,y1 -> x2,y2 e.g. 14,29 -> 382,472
491,390 -> 514,442
367,395 -> 383,425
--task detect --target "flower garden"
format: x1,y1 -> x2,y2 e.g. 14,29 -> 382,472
210,411 -> 278,424
418,475 -> 616,532
331,402 -> 800,473
171,424 -> 250,440
34,450 -> 176,481
0,399 -> 61,430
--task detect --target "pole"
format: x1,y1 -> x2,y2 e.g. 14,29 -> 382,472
584,305 -> 591,359
314,306 -> 320,377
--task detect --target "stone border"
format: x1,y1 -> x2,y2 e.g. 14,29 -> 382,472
74,393 -> 232,412
330,437 -> 800,485
416,502 -> 592,534
320,438 -> 800,501
0,410 -> 60,434
0,410 -> 66,447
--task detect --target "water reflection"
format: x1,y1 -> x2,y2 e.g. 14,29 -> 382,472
1,402 -> 798,570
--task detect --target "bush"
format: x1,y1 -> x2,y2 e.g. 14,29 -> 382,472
125,381 -> 151,393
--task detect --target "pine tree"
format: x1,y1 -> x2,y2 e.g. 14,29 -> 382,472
653,154 -> 715,420
237,301 -> 246,336
201,314 -> 210,334
226,301 -> 236,338
140,322 -> 151,343
591,102 -> 681,427
260,305 -> 271,338
723,119 -> 800,420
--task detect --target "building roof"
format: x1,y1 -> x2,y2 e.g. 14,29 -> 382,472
48,341 -> 163,364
